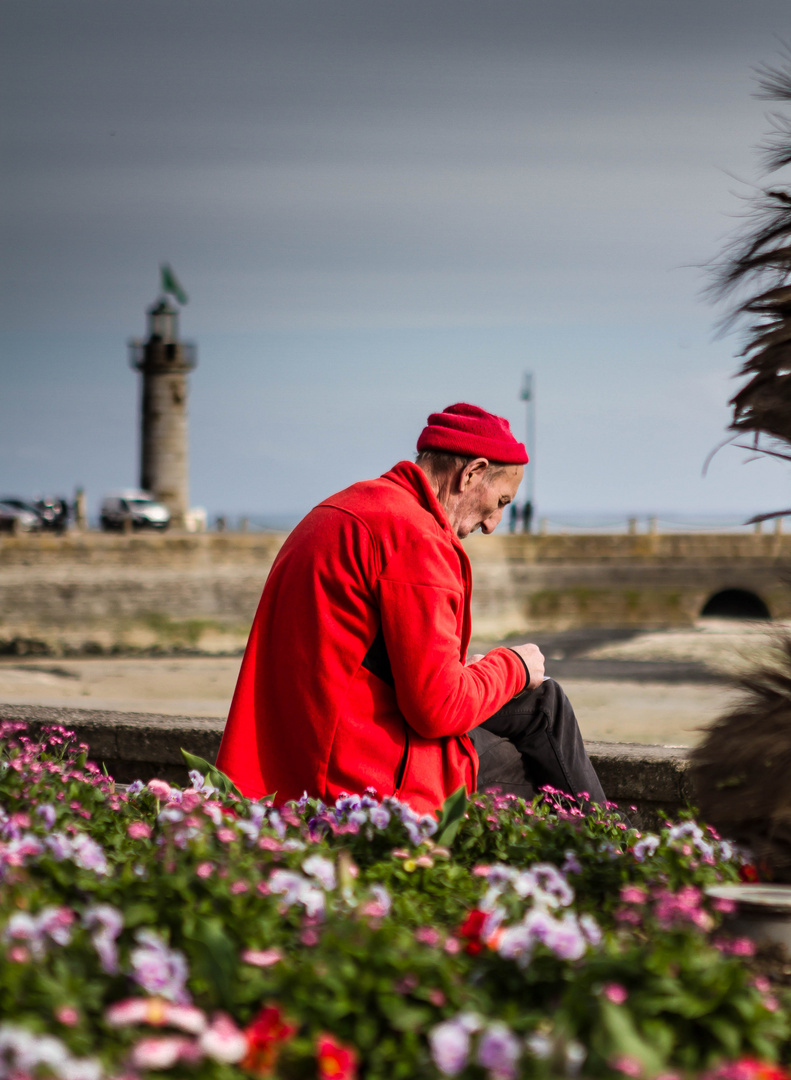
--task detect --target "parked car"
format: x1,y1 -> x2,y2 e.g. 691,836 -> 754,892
100,491 -> 170,531
0,499 -> 41,533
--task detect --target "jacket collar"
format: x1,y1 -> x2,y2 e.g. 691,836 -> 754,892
382,460 -> 456,537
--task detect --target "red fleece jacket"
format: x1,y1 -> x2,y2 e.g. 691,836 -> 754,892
215,461 -> 527,814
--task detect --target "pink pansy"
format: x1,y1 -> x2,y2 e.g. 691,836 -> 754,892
713,897 -> 737,914
603,983 -> 629,1005
131,1035 -> 195,1069
216,827 -> 236,843
610,1055 -> 644,1077
722,936 -> 756,957
8,945 -> 30,963
179,792 -> 203,812
106,998 -> 151,1026
258,836 -> 283,851
196,862 -> 214,879
241,948 -> 283,967
619,885 -> 648,904
55,1005 -> 80,1026
615,908 -> 642,926
199,1013 -> 248,1062
165,1004 -> 208,1034
430,1018 -> 471,1076
416,927 -> 441,946
147,780 -> 173,801
230,880 -> 249,894
360,885 -> 391,919
127,821 -> 152,840
360,898 -> 388,918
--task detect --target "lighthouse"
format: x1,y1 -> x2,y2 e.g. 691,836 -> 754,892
128,268 -> 196,528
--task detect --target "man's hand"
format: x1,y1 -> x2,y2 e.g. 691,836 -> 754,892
509,642 -> 545,690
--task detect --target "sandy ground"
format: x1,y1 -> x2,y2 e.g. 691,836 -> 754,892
0,658 -> 236,719
0,619 -> 765,745
582,618 -> 784,672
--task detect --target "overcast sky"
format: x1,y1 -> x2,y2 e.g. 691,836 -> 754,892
3,0 -> 791,523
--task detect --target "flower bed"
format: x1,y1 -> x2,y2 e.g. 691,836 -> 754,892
0,721 -> 789,1080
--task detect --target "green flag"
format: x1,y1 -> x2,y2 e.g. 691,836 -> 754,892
160,263 -> 188,305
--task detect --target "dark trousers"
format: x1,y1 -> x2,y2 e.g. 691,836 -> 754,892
469,678 -> 606,807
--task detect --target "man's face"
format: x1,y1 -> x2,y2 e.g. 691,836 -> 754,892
452,464 -> 523,539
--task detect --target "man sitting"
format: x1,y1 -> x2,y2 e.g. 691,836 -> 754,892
216,402 -> 605,814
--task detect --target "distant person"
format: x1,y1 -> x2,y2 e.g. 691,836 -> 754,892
52,498 -> 69,534
522,499 -> 534,535
509,501 -> 519,533
217,403 -> 605,814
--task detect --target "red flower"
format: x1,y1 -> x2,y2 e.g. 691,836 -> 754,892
458,909 -> 487,955
241,1004 -> 297,1076
317,1033 -> 358,1080
708,1059 -> 791,1080
739,864 -> 760,883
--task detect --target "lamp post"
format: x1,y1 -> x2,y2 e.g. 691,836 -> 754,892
520,372 -> 536,532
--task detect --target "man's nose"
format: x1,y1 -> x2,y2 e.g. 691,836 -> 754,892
481,510 -> 502,535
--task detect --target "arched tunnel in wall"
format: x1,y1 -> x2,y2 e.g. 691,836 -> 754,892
700,588 -> 771,620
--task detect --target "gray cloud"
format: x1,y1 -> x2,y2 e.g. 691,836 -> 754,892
3,0 -> 791,517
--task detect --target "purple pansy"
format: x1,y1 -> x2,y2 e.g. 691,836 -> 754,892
130,928 -> 191,1004
477,1022 -> 521,1080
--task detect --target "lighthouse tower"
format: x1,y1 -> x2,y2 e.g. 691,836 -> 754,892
128,282 -> 196,528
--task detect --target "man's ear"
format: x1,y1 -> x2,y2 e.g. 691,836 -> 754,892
458,458 -> 490,491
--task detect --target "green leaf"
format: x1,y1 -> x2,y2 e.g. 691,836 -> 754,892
180,748 -> 243,799
599,1001 -> 666,1076
434,785 -> 468,848
186,918 -> 236,1008
704,1014 -> 742,1058
121,902 -> 157,928
378,996 -> 432,1032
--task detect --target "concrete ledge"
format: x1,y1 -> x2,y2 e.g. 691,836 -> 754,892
0,704 -> 693,829
0,703 -> 223,787
587,740 -> 693,828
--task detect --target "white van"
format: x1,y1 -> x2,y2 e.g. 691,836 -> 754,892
99,490 -> 171,531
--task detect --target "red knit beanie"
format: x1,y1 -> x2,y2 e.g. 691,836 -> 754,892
416,403 -> 528,464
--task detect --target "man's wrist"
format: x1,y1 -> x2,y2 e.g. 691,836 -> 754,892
507,648 -> 530,688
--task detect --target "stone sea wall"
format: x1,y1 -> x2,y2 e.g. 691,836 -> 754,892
1,530 -> 790,650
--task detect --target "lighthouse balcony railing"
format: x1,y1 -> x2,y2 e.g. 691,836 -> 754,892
128,340 -> 197,371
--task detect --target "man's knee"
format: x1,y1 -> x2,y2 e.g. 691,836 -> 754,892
470,726 -> 534,795
472,726 -> 522,776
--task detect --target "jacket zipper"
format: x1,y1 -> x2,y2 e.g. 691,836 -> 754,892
393,722 -> 410,796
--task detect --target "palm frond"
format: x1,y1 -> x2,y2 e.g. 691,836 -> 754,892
690,633 -> 791,881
